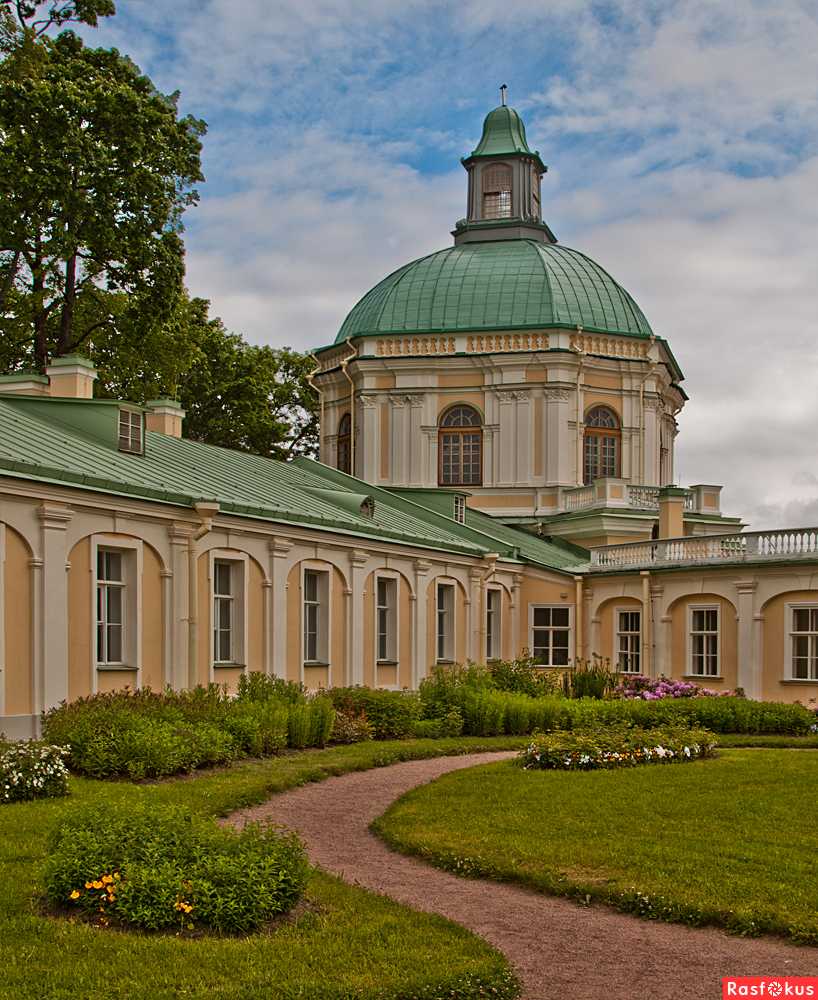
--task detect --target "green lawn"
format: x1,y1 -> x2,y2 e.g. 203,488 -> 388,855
716,733 -> 818,748
0,738 -> 526,1000
374,750 -> 818,944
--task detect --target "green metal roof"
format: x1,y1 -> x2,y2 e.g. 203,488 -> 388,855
0,394 -> 579,573
470,105 -> 535,159
335,239 -> 653,343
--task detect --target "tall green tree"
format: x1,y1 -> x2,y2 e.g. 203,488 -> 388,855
0,0 -> 115,41
0,26 -> 205,369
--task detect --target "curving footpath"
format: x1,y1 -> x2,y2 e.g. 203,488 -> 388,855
228,753 -> 818,1000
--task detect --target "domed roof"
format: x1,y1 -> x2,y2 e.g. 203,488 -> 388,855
470,105 -> 533,158
335,239 -> 653,343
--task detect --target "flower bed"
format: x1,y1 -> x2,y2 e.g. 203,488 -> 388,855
614,675 -> 737,700
1,741 -> 69,803
517,725 -> 717,770
44,801 -> 309,934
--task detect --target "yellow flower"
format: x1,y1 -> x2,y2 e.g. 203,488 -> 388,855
69,890 -> 80,900
102,875 -> 113,885
84,882 -> 93,889
91,880 -> 103,890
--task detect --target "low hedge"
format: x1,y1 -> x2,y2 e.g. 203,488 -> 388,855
44,802 -> 309,934
517,725 -> 717,770
328,687 -> 421,740
1,740 -> 70,803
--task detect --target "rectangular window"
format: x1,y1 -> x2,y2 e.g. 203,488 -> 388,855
118,409 -> 144,454
616,610 -> 641,673
303,569 -> 329,664
689,606 -> 719,676
437,583 -> 455,662
376,577 -> 397,662
531,606 -> 571,666
453,495 -> 466,524
791,606 -> 818,680
96,549 -> 125,664
213,560 -> 234,663
486,588 -> 501,660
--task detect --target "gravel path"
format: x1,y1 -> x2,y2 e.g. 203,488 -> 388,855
228,753 -> 818,999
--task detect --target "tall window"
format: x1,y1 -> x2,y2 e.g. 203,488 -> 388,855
439,406 -> 482,486
531,607 -> 571,666
437,583 -> 455,662
118,409 -> 143,454
486,588 -> 501,660
213,560 -> 234,663
376,577 -> 397,662
689,606 -> 719,676
336,413 -> 351,474
616,610 -> 641,673
790,607 -> 818,680
482,163 -> 512,219
583,406 -> 620,484
303,570 -> 326,663
96,549 -> 124,664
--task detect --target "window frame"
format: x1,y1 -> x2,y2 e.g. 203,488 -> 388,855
613,606 -> 642,674
486,586 -> 502,661
118,408 -> 145,455
208,550 -> 248,674
528,604 -> 573,668
786,603 -> 818,682
90,535 -> 142,689
687,604 -> 721,678
375,573 -> 399,666
336,412 -> 351,474
438,405 -> 483,487
583,405 -> 621,485
301,564 -> 330,670
481,163 -> 513,220
436,580 -> 456,663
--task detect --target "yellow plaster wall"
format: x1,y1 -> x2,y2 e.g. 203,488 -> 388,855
4,526 -> 33,715
761,590 -> 818,704
525,367 -> 547,382
141,543 -> 164,691
437,392 -> 485,416
97,669 -> 137,693
372,375 -> 395,389
469,494 -> 535,509
583,393 -> 621,418
584,373 -> 623,391
517,576 -> 574,657
68,537 -> 91,701
438,372 -> 483,387
594,596 -> 642,663
669,594 -> 738,689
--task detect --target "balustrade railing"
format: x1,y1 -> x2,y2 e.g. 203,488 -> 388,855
590,528 -> 818,569
561,483 -> 696,513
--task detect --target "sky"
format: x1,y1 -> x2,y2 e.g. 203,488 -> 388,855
79,0 -> 818,530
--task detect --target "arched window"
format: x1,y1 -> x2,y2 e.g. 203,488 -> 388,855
336,413 -> 351,474
439,405 -> 482,486
482,164 -> 512,220
583,406 -> 620,484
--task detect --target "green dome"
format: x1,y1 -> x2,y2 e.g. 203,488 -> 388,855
470,105 -> 533,158
335,240 -> 653,343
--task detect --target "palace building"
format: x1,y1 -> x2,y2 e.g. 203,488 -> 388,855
1,101 -> 817,739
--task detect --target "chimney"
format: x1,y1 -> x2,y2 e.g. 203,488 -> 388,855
658,485 -> 687,539
45,355 -> 98,399
145,398 -> 185,438
0,372 -> 50,395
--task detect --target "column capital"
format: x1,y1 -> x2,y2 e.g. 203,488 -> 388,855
413,558 -> 432,575
350,548 -> 369,568
37,503 -> 72,529
168,522 -> 194,544
269,537 -> 293,558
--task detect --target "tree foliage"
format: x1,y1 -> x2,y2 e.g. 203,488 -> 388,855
1,0 -> 115,39
0,29 -> 205,368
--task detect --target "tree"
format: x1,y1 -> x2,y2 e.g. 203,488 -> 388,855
1,0 -> 115,40
0,29 -> 205,369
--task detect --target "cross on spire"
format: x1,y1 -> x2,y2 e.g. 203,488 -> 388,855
500,84 -> 507,106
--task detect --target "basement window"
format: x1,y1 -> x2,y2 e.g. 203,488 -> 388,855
118,409 -> 144,454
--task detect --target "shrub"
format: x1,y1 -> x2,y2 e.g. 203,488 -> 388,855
614,675 -> 738,699
0,740 -> 69,803
517,724 -> 717,770
418,664 -> 495,720
411,709 -> 464,740
287,697 -> 335,749
561,657 -> 618,699
235,672 -> 306,705
328,687 -> 421,740
330,709 -> 375,743
486,657 -> 562,698
44,802 -> 309,934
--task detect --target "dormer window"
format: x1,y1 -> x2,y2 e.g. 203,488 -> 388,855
482,164 -> 512,220
118,409 -> 144,454
454,495 -> 466,524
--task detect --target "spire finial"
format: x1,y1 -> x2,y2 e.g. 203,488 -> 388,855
500,83 -> 507,107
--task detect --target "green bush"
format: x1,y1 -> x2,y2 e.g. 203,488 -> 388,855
287,698 -> 335,749
328,687 -> 421,739
561,657 -> 618,699
487,657 -> 562,698
517,724 -> 717,770
330,709 -> 375,743
0,740 -> 70,803
44,802 -> 309,934
411,709 -> 464,740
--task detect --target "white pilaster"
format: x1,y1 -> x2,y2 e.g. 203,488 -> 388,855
736,580 -> 759,697
510,573 -> 522,657
269,537 -> 292,679
37,504 -> 72,712
413,559 -> 431,685
349,549 -> 368,685
469,568 -> 483,662
167,524 -> 192,690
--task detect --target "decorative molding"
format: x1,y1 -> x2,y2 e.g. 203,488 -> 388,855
269,537 -> 292,558
544,387 -> 570,401
389,393 -> 424,407
569,331 -> 651,360
495,389 -> 530,403
466,332 -> 548,353
37,503 -> 72,529
358,394 -> 378,409
376,336 -> 455,358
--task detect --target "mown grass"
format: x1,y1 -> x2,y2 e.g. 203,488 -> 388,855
374,749 -> 818,945
715,733 -> 818,748
0,738 -> 527,1000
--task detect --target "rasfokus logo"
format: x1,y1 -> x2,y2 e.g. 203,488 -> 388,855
723,979 -> 818,998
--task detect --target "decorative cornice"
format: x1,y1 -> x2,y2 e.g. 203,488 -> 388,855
37,503 -> 72,529
495,389 -> 530,403
544,387 -> 570,401
389,393 -> 424,407
358,394 -> 378,409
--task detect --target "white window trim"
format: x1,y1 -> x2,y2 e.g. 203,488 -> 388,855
90,535 -> 143,691
0,523 -> 5,718
118,407 -> 144,455
301,562 -> 332,682
785,602 -> 818,682
612,606 -> 642,674
686,603 -> 721,678
208,549 -> 248,679
486,586 -> 503,661
374,572 -> 400,675
436,579 -> 457,664
528,604 -> 574,667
